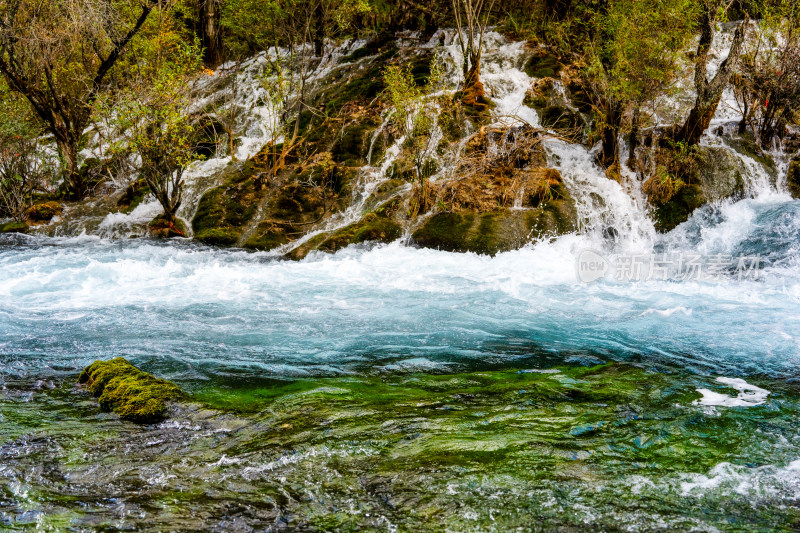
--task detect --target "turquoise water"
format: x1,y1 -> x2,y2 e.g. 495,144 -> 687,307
2,193 -> 800,530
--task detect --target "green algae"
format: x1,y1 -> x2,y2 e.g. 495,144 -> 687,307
78,358 -> 184,423
4,362 -> 800,530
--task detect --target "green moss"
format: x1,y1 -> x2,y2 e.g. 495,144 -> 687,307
412,202 -> 577,255
78,358 -> 183,423
191,159 -> 269,247
25,201 -> 62,222
195,227 -> 242,246
0,221 -> 28,233
650,183 -> 706,232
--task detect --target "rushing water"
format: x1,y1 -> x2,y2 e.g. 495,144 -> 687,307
3,187 -> 800,531
3,27 -> 800,532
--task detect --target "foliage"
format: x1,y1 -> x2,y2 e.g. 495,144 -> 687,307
0,0 -> 161,198
106,36 -> 204,224
384,60 -> 443,215
735,0 -> 800,144
0,85 -> 57,221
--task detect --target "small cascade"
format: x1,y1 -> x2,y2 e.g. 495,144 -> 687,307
545,140 -> 656,250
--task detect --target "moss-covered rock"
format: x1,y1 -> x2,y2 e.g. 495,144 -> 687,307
787,158 -> 800,199
412,202 -> 577,256
644,143 -> 749,232
148,215 -> 188,239
117,179 -> 150,214
191,158 -> 269,246
195,227 -> 242,246
648,183 -> 706,233
0,221 -> 28,233
524,48 -> 562,79
25,201 -> 62,223
695,146 -> 746,201
78,358 -> 183,423
287,209 -> 403,260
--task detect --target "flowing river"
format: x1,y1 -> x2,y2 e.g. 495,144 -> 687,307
2,187 -> 800,531
3,27 -> 800,532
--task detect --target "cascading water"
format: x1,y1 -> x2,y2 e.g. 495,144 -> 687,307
3,27 -> 800,532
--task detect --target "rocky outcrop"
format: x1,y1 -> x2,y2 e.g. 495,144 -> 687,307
412,204 -> 576,255
644,141 -> 754,232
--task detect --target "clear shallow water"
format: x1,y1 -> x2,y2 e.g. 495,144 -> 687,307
2,193 -> 800,531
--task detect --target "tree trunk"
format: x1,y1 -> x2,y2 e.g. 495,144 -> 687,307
599,99 -> 622,170
675,14 -> 748,146
54,134 -> 83,199
199,0 -> 223,67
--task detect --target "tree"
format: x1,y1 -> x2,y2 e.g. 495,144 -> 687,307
384,61 -> 443,216
109,32 -> 203,229
674,0 -> 749,146
584,0 -> 697,171
0,0 -> 159,199
198,0 -> 223,66
734,0 -> 800,145
451,0 -> 495,106
0,83 -> 56,222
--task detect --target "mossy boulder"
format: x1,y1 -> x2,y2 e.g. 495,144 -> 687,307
0,221 -> 28,233
645,144 -> 748,232
695,146 -> 747,201
148,215 -> 188,239
524,48 -> 562,79
648,183 -> 706,233
191,158 -> 269,247
195,227 -> 242,246
786,158 -> 800,199
287,209 -> 403,260
117,179 -> 150,214
412,202 -> 577,256
78,358 -> 183,423
25,201 -> 62,223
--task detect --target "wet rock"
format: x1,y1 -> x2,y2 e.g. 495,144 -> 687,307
695,146 -> 747,201
644,143 -> 749,232
788,158 -> 800,199
524,78 -> 585,137
78,358 -> 184,423
287,204 -> 403,260
524,47 -> 563,79
412,202 -> 577,256
148,215 -> 188,239
25,201 -> 62,224
0,221 -> 28,233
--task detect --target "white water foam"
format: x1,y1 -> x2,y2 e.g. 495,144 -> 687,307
693,377 -> 770,408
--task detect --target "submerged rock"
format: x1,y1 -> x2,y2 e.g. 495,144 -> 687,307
78,358 -> 184,423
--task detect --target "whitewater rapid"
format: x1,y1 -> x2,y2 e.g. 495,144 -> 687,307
2,188 -> 800,382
